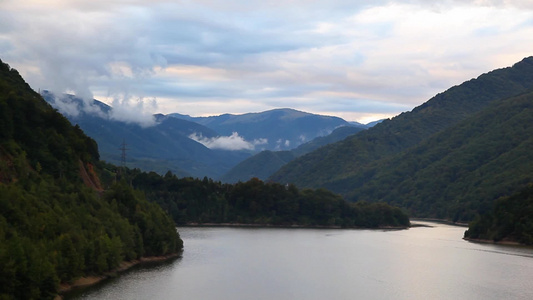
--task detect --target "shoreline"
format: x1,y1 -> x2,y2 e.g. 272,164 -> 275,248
55,252 -> 181,299
181,222 -> 409,230
462,237 -> 525,246
409,217 -> 469,227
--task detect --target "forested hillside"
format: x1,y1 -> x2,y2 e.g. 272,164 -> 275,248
269,57 -> 533,222
0,60 -> 182,299
343,90 -> 532,221
270,57 -> 533,190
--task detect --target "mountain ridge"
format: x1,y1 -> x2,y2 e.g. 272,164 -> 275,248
269,56 -> 533,222
270,56 -> 533,189
44,93 -> 364,179
170,108 -> 360,151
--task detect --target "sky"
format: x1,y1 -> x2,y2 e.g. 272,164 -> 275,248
1,0 -> 533,124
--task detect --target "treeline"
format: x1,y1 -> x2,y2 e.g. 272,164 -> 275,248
128,169 -> 410,228
464,184 -> 533,245
0,59 -> 182,300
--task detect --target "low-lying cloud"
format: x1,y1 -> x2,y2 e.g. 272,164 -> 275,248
48,92 -> 157,128
108,96 -> 158,127
189,132 -> 268,151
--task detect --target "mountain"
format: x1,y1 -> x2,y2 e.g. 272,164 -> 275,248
170,108 -> 351,151
291,125 -> 365,157
363,119 -> 385,127
45,94 -> 359,179
0,59 -> 182,299
344,89 -> 533,221
269,56 -> 533,221
221,150 -> 297,183
220,125 -> 365,183
42,92 -> 251,179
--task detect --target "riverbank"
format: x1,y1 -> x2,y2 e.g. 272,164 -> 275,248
55,252 -> 181,299
183,222 -> 409,230
462,237 -> 525,246
410,218 -> 469,227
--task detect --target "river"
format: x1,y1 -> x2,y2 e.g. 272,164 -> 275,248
66,222 -> 533,300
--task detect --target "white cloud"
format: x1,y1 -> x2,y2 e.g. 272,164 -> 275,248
1,1 -> 533,123
45,91 -> 157,127
189,132 -> 268,151
108,96 -> 158,128
51,95 -> 82,118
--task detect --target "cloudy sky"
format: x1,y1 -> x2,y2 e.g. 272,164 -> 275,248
1,0 -> 532,123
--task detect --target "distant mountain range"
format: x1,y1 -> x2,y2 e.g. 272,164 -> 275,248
43,92 -> 368,179
269,56 -> 533,222
170,109 -> 366,151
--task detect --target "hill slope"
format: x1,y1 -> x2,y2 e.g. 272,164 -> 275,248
270,57 -> 533,193
0,59 -> 182,299
342,90 -> 533,221
220,125 -> 365,183
221,150 -> 297,183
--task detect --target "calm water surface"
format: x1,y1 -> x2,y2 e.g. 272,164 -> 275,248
67,222 -> 533,300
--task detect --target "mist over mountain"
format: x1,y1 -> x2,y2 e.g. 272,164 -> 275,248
170,108 -> 357,151
44,92 -> 360,179
42,92 -> 251,178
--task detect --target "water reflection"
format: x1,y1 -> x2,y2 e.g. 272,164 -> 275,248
68,223 -> 533,300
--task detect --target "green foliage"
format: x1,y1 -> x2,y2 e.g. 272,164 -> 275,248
269,57 -> 533,222
0,60 -> 99,181
0,178 -> 182,299
342,90 -> 533,221
464,184 -> 533,244
0,59 -> 182,299
271,57 -> 533,193
129,170 -> 409,228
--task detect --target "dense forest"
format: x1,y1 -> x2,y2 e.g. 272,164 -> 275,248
0,59 -> 182,300
464,184 -> 533,245
125,169 -> 410,228
342,90 -> 533,221
270,57 -> 533,222
271,57 -> 533,190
